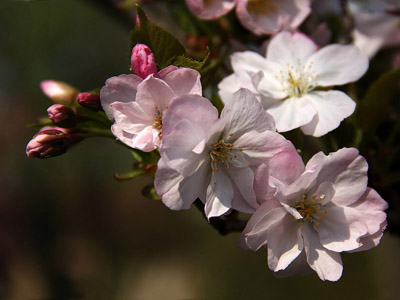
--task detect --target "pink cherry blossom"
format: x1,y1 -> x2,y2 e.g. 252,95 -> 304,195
185,0 -> 311,35
219,31 -> 369,137
240,148 -> 388,281
100,67 -> 201,152
155,88 -> 296,218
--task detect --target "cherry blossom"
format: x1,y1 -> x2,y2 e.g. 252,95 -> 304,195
100,67 -> 202,152
239,148 -> 388,281
185,0 -> 311,35
155,88 -> 295,218
219,31 -> 369,137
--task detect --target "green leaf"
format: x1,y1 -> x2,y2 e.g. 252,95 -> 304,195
171,47 -> 210,71
357,67 -> 400,132
130,5 -> 186,69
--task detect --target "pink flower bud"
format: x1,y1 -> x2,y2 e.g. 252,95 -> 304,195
40,80 -> 79,106
26,128 -> 70,159
47,104 -> 77,128
130,44 -> 158,79
77,92 -> 101,111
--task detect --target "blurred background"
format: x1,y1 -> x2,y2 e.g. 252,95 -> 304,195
0,0 -> 399,299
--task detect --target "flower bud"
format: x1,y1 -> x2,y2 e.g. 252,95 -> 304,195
77,92 -> 102,111
47,104 -> 77,127
130,44 -> 158,79
40,80 -> 79,106
26,128 -> 70,159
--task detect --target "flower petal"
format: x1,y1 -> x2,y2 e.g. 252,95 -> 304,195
316,206 -> 368,252
100,74 -> 142,120
267,214 -> 303,271
228,166 -> 258,212
302,224 -> 343,281
205,170 -> 234,218
161,68 -> 202,96
131,126 -> 159,152
307,44 -> 369,86
300,90 -> 356,137
111,101 -> 153,134
185,0 -> 235,20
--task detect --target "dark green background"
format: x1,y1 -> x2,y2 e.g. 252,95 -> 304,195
0,0 -> 399,298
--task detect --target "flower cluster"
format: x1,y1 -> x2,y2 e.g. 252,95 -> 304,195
25,2 -> 393,283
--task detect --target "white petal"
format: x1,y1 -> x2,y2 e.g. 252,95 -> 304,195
302,224 -> 343,281
307,44 -> 369,86
205,170 -> 234,218
300,90 -> 356,137
111,101 -> 153,134
267,214 -> 303,271
218,74 -> 246,103
111,124 -> 135,148
267,31 -> 317,66
131,126 -> 159,152
228,167 -> 258,212
266,96 -> 317,133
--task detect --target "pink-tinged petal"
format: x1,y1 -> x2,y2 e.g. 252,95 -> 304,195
111,124 -> 135,148
300,90 -> 356,137
185,0 -> 235,20
236,0 -> 311,35
135,75 -> 177,114
228,166 -> 259,212
155,160 -> 209,210
235,130 -> 295,166
267,31 -> 317,66
205,170 -> 234,218
350,188 -> 388,235
221,88 -> 276,138
40,80 -> 79,105
267,148 -> 305,186
155,65 -> 179,79
131,126 -> 159,152
266,96 -> 317,133
278,163 -> 323,205
162,68 -> 202,96
111,102 -> 153,134
306,148 -> 368,206
253,163 -> 276,203
302,224 -> 343,281
306,44 -> 369,86
313,181 -> 335,206
349,221 -> 387,253
240,206 -> 286,251
316,206 -> 368,252
267,214 -> 303,271
100,74 -> 142,120
274,251 -> 313,278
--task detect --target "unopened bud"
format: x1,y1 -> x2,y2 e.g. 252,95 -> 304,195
77,92 -> 101,111
26,128 -> 70,159
47,104 -> 77,127
131,44 -> 158,79
40,80 -> 79,106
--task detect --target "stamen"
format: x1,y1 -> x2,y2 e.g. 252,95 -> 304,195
295,193 -> 328,226
246,0 -> 279,15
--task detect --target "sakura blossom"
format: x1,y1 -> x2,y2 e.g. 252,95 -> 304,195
240,148 -> 388,281
218,31 -> 369,137
155,88 -> 296,218
185,0 -> 311,35
100,67 -> 202,152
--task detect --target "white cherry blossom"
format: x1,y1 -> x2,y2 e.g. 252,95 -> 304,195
218,31 -> 369,137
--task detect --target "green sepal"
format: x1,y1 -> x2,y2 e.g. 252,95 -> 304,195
114,168 -> 146,181
141,183 -> 161,200
130,149 -> 160,164
130,5 -> 186,69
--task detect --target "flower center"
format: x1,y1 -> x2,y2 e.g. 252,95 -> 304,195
246,0 -> 279,15
276,59 -> 319,98
209,138 -> 244,172
153,106 -> 164,137
295,193 -> 328,226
